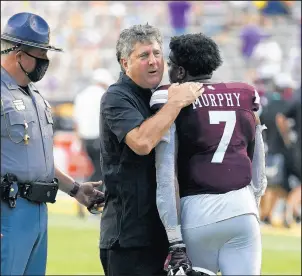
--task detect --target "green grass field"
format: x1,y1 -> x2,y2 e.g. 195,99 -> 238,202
46,213 -> 301,275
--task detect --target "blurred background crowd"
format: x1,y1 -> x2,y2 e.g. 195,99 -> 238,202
1,1 -> 301,227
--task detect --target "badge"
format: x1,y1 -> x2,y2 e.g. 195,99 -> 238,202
44,99 -> 51,109
13,99 -> 26,111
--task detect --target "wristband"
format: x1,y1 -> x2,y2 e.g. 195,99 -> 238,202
169,241 -> 186,248
69,181 -> 80,197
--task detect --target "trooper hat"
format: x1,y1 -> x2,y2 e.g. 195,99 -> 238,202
1,12 -> 62,54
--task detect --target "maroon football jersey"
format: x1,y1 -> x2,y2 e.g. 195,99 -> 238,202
175,82 -> 260,196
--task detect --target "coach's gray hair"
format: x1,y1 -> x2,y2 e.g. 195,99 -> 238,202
116,24 -> 163,72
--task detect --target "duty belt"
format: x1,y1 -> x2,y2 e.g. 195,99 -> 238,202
0,173 -> 59,208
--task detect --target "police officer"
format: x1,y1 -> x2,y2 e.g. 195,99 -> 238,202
99,24 -> 203,276
1,12 -> 103,276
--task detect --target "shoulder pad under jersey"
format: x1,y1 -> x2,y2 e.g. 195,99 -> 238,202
150,84 -> 170,112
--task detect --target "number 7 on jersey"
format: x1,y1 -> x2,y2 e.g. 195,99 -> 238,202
209,111 -> 236,163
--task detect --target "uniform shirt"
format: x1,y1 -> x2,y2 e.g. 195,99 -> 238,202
1,67 -> 55,183
151,82 -> 260,229
176,82 -> 259,196
73,85 -> 106,140
99,72 -> 168,249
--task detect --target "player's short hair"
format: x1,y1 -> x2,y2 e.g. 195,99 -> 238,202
169,33 -> 223,76
116,23 -> 163,72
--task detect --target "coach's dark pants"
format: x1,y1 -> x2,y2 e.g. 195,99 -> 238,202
100,244 -> 167,276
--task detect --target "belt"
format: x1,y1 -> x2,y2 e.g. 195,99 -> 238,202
1,175 -> 58,207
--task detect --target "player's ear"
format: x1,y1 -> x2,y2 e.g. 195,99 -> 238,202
178,66 -> 186,82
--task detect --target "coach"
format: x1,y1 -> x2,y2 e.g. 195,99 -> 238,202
99,24 -> 203,276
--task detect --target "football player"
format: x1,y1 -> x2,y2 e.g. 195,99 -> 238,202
150,33 -> 267,275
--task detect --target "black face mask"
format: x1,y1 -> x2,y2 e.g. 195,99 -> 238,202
18,51 -> 49,82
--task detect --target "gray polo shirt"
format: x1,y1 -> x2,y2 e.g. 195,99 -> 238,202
1,67 -> 55,183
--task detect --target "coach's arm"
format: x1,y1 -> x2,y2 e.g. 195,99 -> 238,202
125,82 -> 203,155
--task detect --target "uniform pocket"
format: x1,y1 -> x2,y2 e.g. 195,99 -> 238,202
1,110 -> 36,141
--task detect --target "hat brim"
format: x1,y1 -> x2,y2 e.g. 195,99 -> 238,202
1,34 -> 63,52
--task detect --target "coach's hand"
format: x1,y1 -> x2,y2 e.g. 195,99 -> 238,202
168,82 -> 204,109
164,242 -> 193,276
